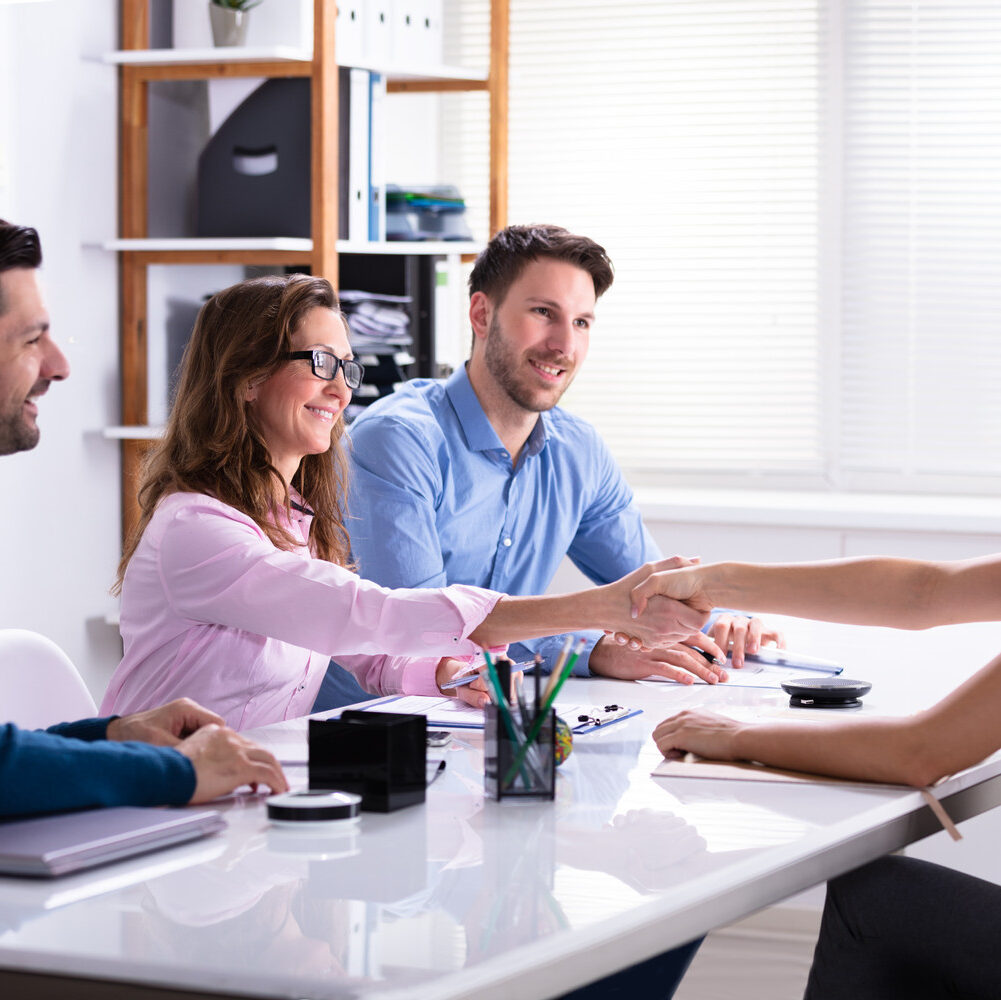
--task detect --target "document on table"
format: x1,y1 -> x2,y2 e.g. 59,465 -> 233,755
652,756 -> 869,786
357,696 -> 641,733
364,695 -> 485,728
641,647 -> 842,689
650,754 -> 962,840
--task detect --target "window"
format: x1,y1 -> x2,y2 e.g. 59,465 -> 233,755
442,1 -> 1001,495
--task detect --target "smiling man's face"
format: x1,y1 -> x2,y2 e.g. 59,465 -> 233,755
0,267 -> 68,455
478,257 -> 596,414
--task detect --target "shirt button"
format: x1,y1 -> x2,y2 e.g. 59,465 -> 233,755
503,537 -> 512,547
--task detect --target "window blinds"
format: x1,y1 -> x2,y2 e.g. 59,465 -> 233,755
839,2 -> 1001,491
441,1 -> 1001,493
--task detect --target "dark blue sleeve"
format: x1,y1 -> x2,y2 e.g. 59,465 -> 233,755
44,717 -> 113,741
0,723 -> 196,818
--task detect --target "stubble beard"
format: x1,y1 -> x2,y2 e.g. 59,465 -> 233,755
0,412 -> 39,455
483,314 -> 574,414
0,381 -> 46,455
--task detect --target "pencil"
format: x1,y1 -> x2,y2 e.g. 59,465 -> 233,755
533,652 -> 542,715
541,635 -> 574,705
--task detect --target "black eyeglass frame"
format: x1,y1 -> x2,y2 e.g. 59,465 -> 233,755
287,349 -> 365,389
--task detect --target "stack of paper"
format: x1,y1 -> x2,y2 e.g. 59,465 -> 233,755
340,290 -> 413,351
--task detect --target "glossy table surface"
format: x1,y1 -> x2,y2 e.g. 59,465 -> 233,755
2,617 -> 1001,999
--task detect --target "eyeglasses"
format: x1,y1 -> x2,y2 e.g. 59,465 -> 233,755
287,349 -> 365,389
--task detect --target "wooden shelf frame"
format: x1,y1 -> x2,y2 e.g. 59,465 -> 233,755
114,0 -> 508,540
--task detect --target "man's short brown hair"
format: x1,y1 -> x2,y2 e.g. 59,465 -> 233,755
468,224 -> 614,307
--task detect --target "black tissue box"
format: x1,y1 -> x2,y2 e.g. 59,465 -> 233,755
308,711 -> 426,812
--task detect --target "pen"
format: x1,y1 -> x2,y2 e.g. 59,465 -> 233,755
685,644 -> 727,667
440,672 -> 480,690
441,659 -> 533,689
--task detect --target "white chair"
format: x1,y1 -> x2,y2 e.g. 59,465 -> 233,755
0,629 -> 97,729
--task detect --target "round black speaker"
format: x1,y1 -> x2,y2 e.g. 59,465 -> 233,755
780,677 -> 872,710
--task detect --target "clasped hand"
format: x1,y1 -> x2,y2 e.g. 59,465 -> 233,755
604,557 -> 714,650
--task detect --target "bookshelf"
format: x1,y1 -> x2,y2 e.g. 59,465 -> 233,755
112,0 -> 508,541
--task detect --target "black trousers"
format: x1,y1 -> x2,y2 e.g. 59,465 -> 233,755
805,855 -> 1001,999
562,938 -> 702,999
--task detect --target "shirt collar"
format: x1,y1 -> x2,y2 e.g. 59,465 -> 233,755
445,364 -> 550,457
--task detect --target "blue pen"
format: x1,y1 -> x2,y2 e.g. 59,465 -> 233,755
440,671 -> 480,690
441,660 -> 531,690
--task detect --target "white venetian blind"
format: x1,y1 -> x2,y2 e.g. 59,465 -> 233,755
441,1 -> 1001,493
839,2 -> 1001,492
443,0 -> 825,480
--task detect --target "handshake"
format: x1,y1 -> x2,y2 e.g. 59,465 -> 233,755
603,556 -> 718,650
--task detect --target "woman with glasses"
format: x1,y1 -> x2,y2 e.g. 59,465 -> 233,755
100,274 -> 700,731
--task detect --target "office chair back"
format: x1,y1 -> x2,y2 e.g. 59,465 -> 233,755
0,629 -> 97,729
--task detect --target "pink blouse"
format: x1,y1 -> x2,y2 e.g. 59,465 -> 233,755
100,492 -> 501,730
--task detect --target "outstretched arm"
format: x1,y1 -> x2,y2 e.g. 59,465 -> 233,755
470,559 -> 712,651
632,555 -> 1001,631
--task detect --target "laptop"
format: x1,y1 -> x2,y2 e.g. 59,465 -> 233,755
0,806 -> 226,877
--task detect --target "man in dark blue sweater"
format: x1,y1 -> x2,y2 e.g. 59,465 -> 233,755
0,218 -> 288,817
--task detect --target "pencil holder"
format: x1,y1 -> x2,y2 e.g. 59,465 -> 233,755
484,706 -> 556,802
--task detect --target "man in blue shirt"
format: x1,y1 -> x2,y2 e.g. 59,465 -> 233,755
318,224 -> 778,707
0,218 -> 287,817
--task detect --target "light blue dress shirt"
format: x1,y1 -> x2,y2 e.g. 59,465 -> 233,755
346,365 -> 661,674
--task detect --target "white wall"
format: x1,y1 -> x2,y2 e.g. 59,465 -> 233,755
0,1 -> 123,699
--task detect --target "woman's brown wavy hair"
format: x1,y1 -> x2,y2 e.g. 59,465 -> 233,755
114,273 -> 353,594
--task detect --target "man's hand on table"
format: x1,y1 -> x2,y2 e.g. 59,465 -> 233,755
589,632 -> 728,684
106,697 -> 227,746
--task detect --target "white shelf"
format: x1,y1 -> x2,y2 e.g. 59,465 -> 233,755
101,46 -> 311,66
103,426 -> 165,440
344,60 -> 488,83
338,240 -> 482,255
100,238 -> 480,256
101,237 -> 312,252
100,48 -> 487,84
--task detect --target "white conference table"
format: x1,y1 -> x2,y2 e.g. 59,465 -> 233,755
2,617 -> 1001,1000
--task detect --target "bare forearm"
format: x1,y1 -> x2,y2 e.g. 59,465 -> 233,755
658,651 -> 1001,787
470,589 -> 615,648
732,716 -> 933,786
700,557 -> 1001,630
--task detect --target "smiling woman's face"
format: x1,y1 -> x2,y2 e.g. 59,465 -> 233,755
247,306 -> 353,484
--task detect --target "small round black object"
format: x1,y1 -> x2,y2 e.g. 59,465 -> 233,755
266,790 -> 361,824
781,677 -> 872,710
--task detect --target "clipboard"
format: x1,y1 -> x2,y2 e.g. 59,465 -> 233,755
562,705 -> 642,735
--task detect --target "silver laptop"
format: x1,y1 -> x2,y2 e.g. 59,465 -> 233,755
0,806 -> 226,877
